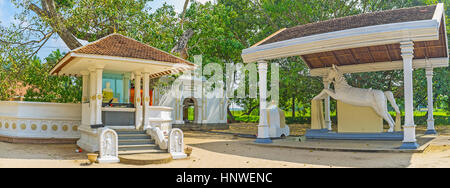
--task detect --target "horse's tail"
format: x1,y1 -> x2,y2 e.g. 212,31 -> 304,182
384,91 -> 401,131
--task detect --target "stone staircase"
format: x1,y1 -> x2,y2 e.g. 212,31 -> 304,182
115,129 -> 172,165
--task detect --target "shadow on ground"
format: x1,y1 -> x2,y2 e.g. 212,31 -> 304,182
187,134 -> 417,168
0,142 -> 85,160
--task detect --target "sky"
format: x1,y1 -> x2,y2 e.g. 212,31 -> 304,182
0,0 -> 212,59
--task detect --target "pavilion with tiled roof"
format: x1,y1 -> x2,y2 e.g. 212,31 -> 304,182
51,33 -> 194,78
50,33 -> 195,152
242,4 -> 449,149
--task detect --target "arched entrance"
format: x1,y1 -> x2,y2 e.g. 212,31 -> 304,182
182,98 -> 197,124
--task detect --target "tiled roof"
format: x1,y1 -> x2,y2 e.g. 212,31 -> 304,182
258,5 -> 437,46
73,33 -> 192,65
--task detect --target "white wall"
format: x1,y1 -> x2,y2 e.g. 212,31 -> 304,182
0,101 -> 81,139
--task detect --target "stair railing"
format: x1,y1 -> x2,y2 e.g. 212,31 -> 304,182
145,127 -> 187,159
146,127 -> 168,149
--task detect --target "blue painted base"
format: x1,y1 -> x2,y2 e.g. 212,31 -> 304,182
399,142 -> 419,149
305,129 -> 404,141
425,129 -> 438,135
254,138 -> 273,144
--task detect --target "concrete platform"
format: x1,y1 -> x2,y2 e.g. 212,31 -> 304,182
248,135 -> 438,153
119,153 -> 173,165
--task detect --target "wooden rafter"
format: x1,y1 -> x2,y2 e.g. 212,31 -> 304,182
332,51 -> 343,65
366,47 -> 376,63
384,45 -> 393,62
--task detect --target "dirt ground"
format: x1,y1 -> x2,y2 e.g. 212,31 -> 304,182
0,127 -> 449,168
214,123 -> 450,136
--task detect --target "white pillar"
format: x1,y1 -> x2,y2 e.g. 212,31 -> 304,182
425,67 -> 437,134
400,41 -> 418,149
143,72 -> 150,129
80,71 -> 90,127
256,61 -> 271,143
323,78 -> 332,131
95,67 -> 103,125
123,73 -> 131,103
81,71 -> 90,103
134,72 -> 143,129
89,68 -> 97,125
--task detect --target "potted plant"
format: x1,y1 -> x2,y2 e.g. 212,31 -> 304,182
184,147 -> 193,157
87,153 -> 98,164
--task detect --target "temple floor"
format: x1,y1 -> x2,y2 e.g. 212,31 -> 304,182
0,130 -> 449,168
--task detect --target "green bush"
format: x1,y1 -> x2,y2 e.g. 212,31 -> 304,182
233,115 -> 449,125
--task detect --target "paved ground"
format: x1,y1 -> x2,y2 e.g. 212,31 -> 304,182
0,131 -> 449,168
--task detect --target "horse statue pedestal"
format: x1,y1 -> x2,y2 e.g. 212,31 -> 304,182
306,99 -> 404,140
337,101 -> 383,133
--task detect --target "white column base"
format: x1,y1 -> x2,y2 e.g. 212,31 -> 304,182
255,124 -> 272,143
171,152 -> 188,159
97,157 -> 120,163
76,126 -> 100,152
400,125 -> 418,149
325,120 -> 332,131
425,119 -> 437,134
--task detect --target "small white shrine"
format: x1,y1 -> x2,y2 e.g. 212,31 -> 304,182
153,74 -> 228,130
242,4 -> 449,149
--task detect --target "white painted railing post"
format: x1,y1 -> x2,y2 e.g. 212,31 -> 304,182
425,67 -> 437,134
256,60 -> 272,143
400,41 -> 418,149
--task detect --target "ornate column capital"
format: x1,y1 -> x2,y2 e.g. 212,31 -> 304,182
257,60 -> 268,70
426,67 -> 434,77
80,71 -> 89,76
400,40 -> 415,58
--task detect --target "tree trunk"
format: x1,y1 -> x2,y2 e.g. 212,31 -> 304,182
171,29 -> 194,59
28,0 -> 83,50
171,0 -> 194,59
244,104 -> 258,115
227,104 -> 236,123
292,96 -> 296,118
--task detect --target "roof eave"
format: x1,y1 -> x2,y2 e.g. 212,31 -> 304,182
51,53 -> 196,76
242,19 -> 441,63
242,3 -> 448,64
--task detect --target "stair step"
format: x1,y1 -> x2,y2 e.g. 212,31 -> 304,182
119,144 -> 157,149
119,142 -> 154,146
118,133 -> 148,137
118,135 -> 150,139
119,148 -> 167,155
119,153 -> 172,165
119,137 -> 151,142
119,146 -> 160,151
117,131 -> 146,135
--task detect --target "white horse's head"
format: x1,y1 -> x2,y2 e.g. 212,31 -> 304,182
326,65 -> 340,83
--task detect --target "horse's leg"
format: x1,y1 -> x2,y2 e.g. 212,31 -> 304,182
313,89 -> 338,100
373,92 -> 395,132
322,89 -> 339,100
313,90 -> 328,100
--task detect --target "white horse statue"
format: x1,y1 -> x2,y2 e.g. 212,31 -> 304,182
313,65 -> 401,132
